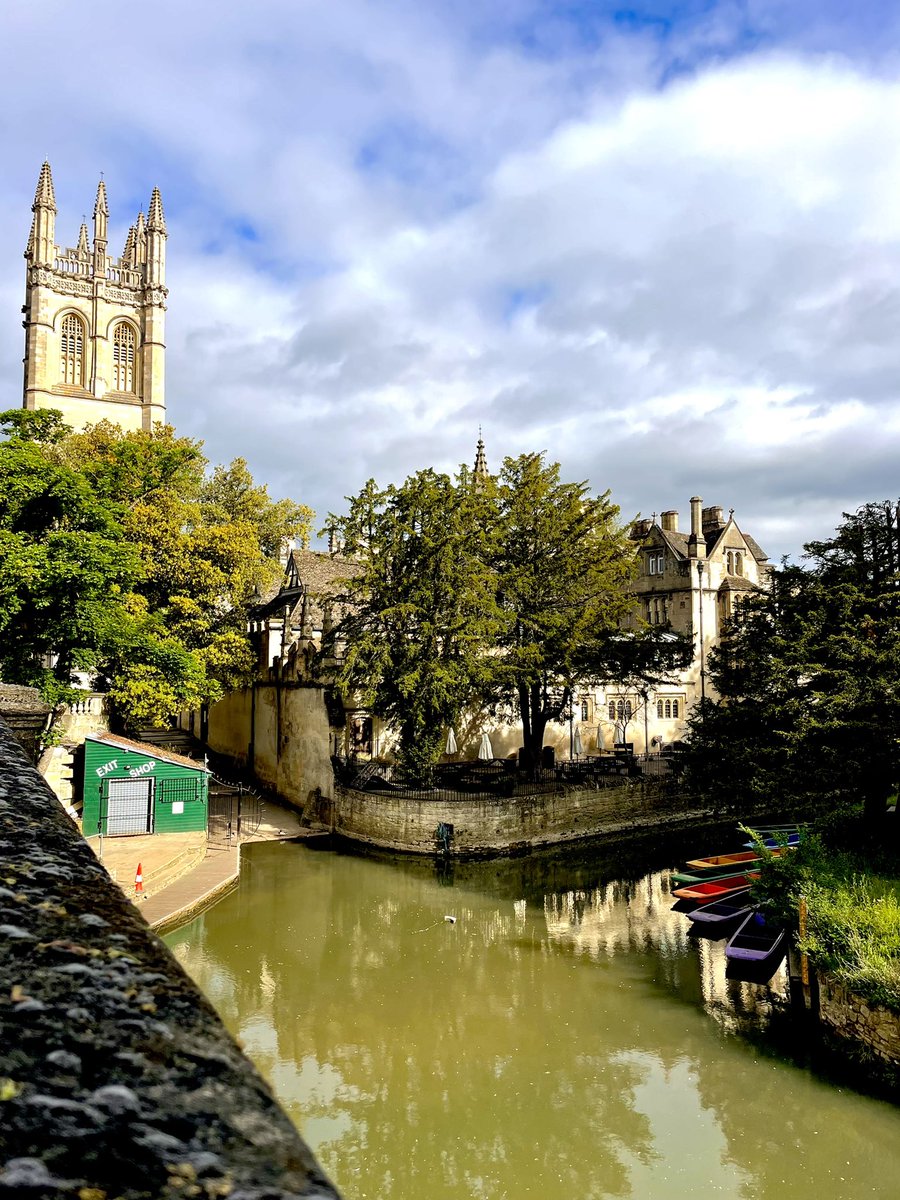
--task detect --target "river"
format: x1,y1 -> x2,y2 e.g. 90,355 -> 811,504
166,834 -> 900,1199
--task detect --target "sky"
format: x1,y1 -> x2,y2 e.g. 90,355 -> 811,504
2,1 -> 900,561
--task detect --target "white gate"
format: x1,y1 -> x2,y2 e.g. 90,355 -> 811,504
104,778 -> 154,836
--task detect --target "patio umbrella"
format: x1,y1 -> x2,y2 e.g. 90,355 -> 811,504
478,732 -> 493,760
445,727 -> 458,755
573,726 -> 584,757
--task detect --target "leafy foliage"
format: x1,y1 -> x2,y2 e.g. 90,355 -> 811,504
0,411 -> 309,728
683,501 -> 900,819
327,452 -> 689,775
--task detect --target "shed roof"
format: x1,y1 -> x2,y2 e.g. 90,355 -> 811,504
88,733 -> 208,773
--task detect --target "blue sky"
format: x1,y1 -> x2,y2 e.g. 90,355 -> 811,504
2,1 -> 900,558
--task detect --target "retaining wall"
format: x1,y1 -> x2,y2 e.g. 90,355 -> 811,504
318,778 -> 709,855
817,971 -> 900,1068
0,716 -> 341,1199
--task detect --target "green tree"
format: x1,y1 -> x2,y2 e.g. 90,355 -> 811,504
0,410 -> 138,703
491,453 -> 688,767
0,411 -> 311,728
684,501 -> 900,821
325,467 -> 501,779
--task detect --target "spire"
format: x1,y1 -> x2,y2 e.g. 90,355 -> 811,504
473,428 -> 489,483
24,214 -> 35,258
93,179 -> 108,218
77,221 -> 89,255
32,161 -> 56,212
147,186 -> 166,234
30,161 -> 57,265
122,224 -> 136,264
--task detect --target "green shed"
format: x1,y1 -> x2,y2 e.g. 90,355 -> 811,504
83,734 -> 208,837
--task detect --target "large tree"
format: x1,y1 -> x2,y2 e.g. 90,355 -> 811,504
491,453 -> 689,767
327,452 -> 688,775
326,467 -> 502,779
684,501 -> 900,821
0,411 -> 311,727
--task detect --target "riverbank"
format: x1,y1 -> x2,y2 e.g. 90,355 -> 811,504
92,797 -> 323,933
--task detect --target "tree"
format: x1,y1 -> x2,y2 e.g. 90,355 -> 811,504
0,410 -> 138,704
683,502 -> 900,821
325,467 -> 502,779
0,411 -> 311,728
490,453 -> 689,767
327,452 -> 688,776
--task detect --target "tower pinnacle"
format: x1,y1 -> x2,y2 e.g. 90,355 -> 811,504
473,431 -> 489,486
147,186 -> 166,234
33,161 -> 56,211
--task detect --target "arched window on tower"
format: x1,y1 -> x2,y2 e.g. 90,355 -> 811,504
60,313 -> 85,386
112,323 -> 136,392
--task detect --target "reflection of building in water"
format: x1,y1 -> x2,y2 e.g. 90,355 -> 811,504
542,872 -> 691,960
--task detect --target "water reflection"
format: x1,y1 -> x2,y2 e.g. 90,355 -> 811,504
167,839 -> 900,1200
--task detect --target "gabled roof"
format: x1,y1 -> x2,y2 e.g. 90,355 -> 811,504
88,733 -> 208,772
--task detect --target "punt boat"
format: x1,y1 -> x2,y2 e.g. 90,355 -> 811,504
725,910 -> 788,974
687,888 -> 754,926
671,873 -> 758,902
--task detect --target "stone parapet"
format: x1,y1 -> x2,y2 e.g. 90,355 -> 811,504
0,716 -> 341,1199
0,685 -> 50,764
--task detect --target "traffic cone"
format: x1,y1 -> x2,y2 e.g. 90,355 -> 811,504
135,863 -> 144,895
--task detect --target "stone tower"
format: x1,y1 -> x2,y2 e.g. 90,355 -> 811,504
22,162 -> 167,431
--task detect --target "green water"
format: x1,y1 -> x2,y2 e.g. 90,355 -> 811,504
166,838 -> 900,1200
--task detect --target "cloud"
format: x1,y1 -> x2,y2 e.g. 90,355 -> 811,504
1,5 -> 899,560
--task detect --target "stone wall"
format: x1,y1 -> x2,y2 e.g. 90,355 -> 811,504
0,685 -> 50,764
817,971 -> 900,1067
319,779 -> 709,856
0,716 -> 341,1198
201,681 -> 334,815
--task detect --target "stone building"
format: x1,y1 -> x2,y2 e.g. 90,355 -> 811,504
585,496 -> 771,755
22,161 -> 167,431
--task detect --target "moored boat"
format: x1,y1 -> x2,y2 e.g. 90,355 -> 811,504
671,873 -> 758,901
725,910 -> 788,973
687,888 -> 754,926
742,832 -> 800,849
684,850 -> 764,873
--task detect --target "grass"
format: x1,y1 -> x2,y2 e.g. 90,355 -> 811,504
748,811 -> 900,1012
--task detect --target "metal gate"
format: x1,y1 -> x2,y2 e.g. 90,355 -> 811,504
103,778 -> 154,836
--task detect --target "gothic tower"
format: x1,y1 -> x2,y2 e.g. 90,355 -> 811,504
22,162 -> 167,431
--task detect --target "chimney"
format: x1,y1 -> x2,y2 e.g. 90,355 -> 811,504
630,519 -> 652,540
661,510 -> 678,533
702,505 -> 725,533
689,496 -> 706,559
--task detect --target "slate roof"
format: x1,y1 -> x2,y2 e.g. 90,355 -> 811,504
89,733 -> 208,772
251,550 -> 363,628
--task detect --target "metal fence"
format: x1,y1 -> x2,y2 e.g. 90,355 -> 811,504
331,753 -> 656,803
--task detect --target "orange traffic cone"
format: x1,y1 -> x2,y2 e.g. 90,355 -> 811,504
135,863 -> 144,895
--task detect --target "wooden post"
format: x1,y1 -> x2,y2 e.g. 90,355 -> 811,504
798,894 -> 809,986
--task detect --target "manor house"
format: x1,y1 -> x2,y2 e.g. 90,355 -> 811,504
22,162 -> 167,431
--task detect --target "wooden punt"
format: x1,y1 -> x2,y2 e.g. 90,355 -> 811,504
672,873 -> 758,902
687,888 -> 754,926
725,910 -> 788,973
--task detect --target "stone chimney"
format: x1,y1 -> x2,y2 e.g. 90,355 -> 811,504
689,496 -> 706,559
630,518 -> 653,540
702,505 -> 725,534
661,510 -> 678,533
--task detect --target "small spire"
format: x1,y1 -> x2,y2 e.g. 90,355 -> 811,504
135,210 -> 145,238
122,224 -> 136,263
147,186 -> 166,233
473,431 -> 489,482
93,179 -> 109,217
25,214 -> 35,257
77,221 -> 89,254
33,160 -> 56,211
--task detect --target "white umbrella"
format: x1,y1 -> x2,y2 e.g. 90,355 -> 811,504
573,727 -> 584,757
478,732 -> 493,760
445,727 -> 458,755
